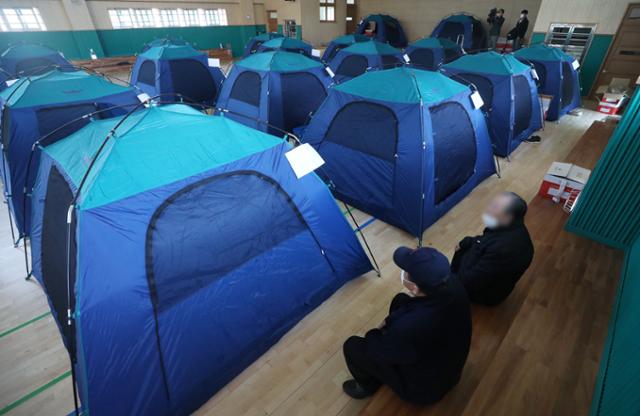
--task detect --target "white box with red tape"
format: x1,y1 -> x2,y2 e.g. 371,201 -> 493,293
538,162 -> 591,202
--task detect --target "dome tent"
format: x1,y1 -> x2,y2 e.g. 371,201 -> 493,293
1,43 -> 72,78
356,14 -> 408,48
431,14 -> 487,51
328,40 -> 404,83
243,32 -> 284,57
216,51 -> 331,135
299,68 -> 496,237
514,43 -> 581,121
322,34 -> 370,63
257,37 -> 313,57
130,39 -> 225,106
29,104 -> 372,415
442,52 -> 543,157
405,37 -> 464,70
0,69 -> 139,239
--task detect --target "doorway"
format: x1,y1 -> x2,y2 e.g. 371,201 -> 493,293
267,10 -> 278,33
591,3 -> 640,96
346,0 -> 357,34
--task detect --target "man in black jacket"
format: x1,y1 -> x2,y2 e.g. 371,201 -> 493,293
342,247 -> 471,404
508,9 -> 529,50
451,192 -> 534,306
487,8 -> 505,50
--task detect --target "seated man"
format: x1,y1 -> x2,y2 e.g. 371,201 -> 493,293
342,247 -> 471,405
451,191 -> 534,306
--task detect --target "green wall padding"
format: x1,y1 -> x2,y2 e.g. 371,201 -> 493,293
530,32 -> 613,96
566,86 -> 640,248
589,236 -> 640,416
0,25 -> 267,60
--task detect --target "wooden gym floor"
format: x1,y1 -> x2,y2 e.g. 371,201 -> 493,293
0,108 -> 623,415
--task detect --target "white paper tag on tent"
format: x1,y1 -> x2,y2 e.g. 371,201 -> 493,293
5,79 -> 17,88
403,54 -> 411,63
325,67 -> 335,78
470,91 -> 484,109
285,143 -> 325,179
531,68 -> 539,80
137,93 -> 151,103
208,58 -> 221,68
572,60 -> 580,70
312,49 -> 321,58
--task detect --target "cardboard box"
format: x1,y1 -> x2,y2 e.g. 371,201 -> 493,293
597,94 -> 627,115
539,162 -> 591,202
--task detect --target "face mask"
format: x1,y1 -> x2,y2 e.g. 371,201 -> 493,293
520,14 -> 525,18
400,270 -> 406,285
482,213 -> 500,229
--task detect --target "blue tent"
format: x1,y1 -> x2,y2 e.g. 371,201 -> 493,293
256,37 -> 313,57
29,104 -> 372,415
431,14 -> 486,51
243,32 -> 284,57
216,51 -> 331,134
0,69 -> 139,239
322,34 -> 370,63
130,39 -> 225,106
356,14 -> 408,48
442,52 -> 543,157
514,43 -> 581,121
328,40 -> 404,83
1,43 -> 72,78
405,37 -> 463,70
300,68 -> 495,236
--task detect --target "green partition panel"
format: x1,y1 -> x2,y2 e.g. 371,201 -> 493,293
566,86 -> 640,248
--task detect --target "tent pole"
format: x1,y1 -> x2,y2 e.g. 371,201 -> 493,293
342,202 -> 381,277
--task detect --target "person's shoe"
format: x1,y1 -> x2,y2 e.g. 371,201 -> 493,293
342,379 -> 374,399
525,135 -> 542,143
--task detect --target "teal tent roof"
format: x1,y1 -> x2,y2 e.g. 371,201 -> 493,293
253,32 -> 284,42
331,34 -> 370,45
1,43 -> 62,60
43,105 -> 284,210
513,43 -> 575,62
334,67 -> 469,104
342,40 -> 400,56
410,37 -> 460,50
236,51 -> 323,72
0,69 -> 134,108
443,51 -> 531,75
139,43 -> 203,60
260,37 -> 311,50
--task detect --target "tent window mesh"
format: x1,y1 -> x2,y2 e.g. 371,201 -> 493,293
15,57 -> 56,76
168,59 -> 217,103
512,75 -> 532,137
532,62 -> 547,87
561,62 -> 574,107
326,44 -> 346,62
230,71 -> 261,106
36,103 -> 99,146
336,55 -> 368,78
381,55 -> 401,69
384,21 -> 402,46
409,48 -> 436,70
146,171 -> 308,311
137,60 -> 156,86
325,101 -> 397,161
439,22 -> 464,43
443,48 -> 460,63
458,73 -> 493,111
278,72 -> 326,131
430,102 -> 477,205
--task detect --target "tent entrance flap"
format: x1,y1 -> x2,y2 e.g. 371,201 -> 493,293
430,102 -> 477,204
409,49 -> 435,69
277,72 -> 326,132
168,59 -> 217,103
337,56 -> 369,78
457,73 -> 493,111
138,60 -> 156,86
512,75 -> 532,138
561,62 -> 574,108
230,71 -> 261,106
36,103 -> 100,145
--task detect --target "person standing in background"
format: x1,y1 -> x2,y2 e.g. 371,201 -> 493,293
508,9 -> 529,50
487,8 -> 505,50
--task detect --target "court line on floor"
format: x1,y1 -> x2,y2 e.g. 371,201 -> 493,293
0,370 -> 70,415
0,311 -> 50,339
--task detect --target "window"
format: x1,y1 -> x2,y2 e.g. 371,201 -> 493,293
545,23 -> 596,63
0,8 -> 46,32
108,7 -> 228,29
320,0 -> 335,22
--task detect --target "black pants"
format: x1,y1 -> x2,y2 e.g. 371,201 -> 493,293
343,293 -> 412,393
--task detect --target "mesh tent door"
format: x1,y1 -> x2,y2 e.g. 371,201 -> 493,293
41,166 -> 76,344
512,75 -> 532,138
137,60 -> 156,86
408,49 -> 436,70
381,55 -> 402,69
36,103 -> 99,145
322,102 -> 398,209
532,61 -> 547,87
443,48 -> 460,63
326,45 -> 346,62
561,62 -> 574,108
439,22 -> 465,43
384,21 -> 402,46
430,102 -> 477,204
458,73 -> 493,111
276,72 -> 326,131
336,55 -> 369,78
15,57 -> 57,75
168,59 -> 217,103
230,71 -> 262,106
